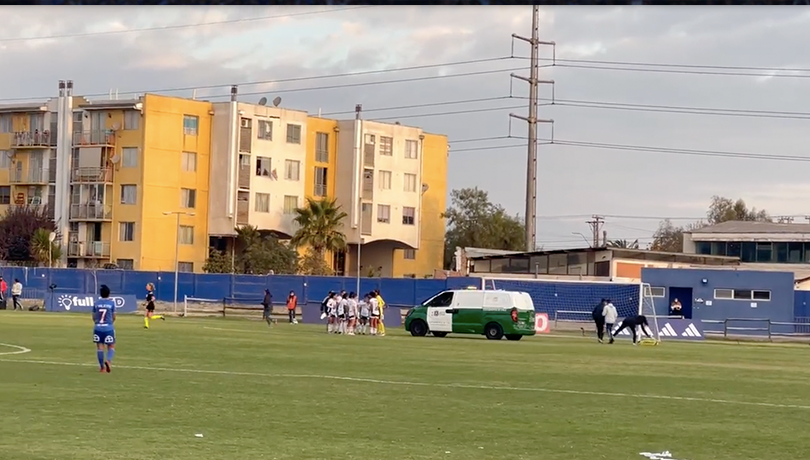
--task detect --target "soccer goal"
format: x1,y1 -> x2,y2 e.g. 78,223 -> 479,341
481,277 -> 661,342
182,295 -> 225,317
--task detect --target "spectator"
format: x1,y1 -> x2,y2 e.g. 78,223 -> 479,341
602,300 -> 618,344
670,298 -> 683,317
262,289 -> 272,325
0,276 -> 7,310
286,291 -> 297,324
11,279 -> 23,311
592,298 -> 607,343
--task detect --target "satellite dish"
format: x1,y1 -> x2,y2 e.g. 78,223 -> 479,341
48,232 -> 56,242
258,97 -> 268,106
272,96 -> 282,107
111,122 -> 121,131
422,183 -> 429,193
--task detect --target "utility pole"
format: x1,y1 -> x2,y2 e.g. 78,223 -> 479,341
510,5 -> 555,252
587,215 -> 605,248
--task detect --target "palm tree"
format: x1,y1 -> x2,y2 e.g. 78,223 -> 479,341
291,197 -> 348,259
607,239 -> 640,249
30,228 -> 62,266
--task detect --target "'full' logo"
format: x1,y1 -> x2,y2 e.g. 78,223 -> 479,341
56,295 -> 126,311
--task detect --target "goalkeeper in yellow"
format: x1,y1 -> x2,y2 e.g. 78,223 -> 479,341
144,283 -> 165,328
374,289 -> 386,336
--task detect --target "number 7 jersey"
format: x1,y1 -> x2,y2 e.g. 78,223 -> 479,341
93,299 -> 116,331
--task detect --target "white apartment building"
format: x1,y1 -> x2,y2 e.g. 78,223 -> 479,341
209,93 -> 308,242
335,119 -> 424,276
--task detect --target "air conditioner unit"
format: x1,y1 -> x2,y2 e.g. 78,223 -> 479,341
241,119 -> 251,128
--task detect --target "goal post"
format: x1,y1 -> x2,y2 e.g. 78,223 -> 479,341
640,283 -> 661,342
182,295 -> 225,317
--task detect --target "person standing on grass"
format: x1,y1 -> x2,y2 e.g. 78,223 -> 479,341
0,276 -> 7,310
358,294 -> 370,335
286,291 -> 298,323
346,292 -> 358,335
326,293 -> 338,333
262,289 -> 273,325
592,298 -> 606,343
612,314 -> 653,345
92,285 -> 116,373
11,278 -> 22,310
602,299 -> 618,344
369,292 -> 380,336
143,283 -> 164,329
374,289 -> 386,337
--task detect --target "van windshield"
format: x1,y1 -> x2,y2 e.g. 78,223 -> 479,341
421,291 -> 453,307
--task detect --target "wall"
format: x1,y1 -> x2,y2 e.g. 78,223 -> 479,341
109,107 -> 145,265
208,101 -> 236,237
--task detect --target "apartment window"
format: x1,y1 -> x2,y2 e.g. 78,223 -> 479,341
124,111 -> 140,130
402,206 -> 415,225
284,159 -> 300,181
256,156 -> 271,177
119,222 -> 135,242
254,192 -> 270,213
182,151 -> 197,172
283,195 -> 298,214
0,186 -> 9,205
403,173 -> 417,192
377,204 -> 390,223
258,120 -> 272,140
714,288 -> 771,301
405,139 -> 419,159
0,151 -> 9,169
379,136 -> 393,156
315,132 -> 329,162
314,167 -> 327,197
120,185 -> 137,204
286,124 -> 301,144
179,225 -> 194,245
0,115 -> 11,133
645,286 -> 665,298
181,188 -> 196,209
117,259 -> 134,270
379,170 -> 392,190
183,115 -> 199,136
404,249 -> 416,260
122,147 -> 138,168
178,262 -> 194,273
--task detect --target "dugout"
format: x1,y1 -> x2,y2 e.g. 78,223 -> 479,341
641,267 -> 795,335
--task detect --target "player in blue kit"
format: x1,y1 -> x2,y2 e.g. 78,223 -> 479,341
93,285 -> 117,373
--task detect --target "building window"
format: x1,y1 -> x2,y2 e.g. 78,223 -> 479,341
283,195 -> 298,214
120,185 -> 137,204
124,111 -> 140,130
714,288 -> 771,301
0,151 -> 9,169
181,151 -> 197,172
284,159 -> 300,181
403,173 -> 417,192
379,136 -> 393,156
286,124 -> 301,144
402,206 -> 415,225
405,139 -> 418,159
179,225 -> 194,245
117,259 -> 134,270
0,115 -> 11,133
122,147 -> 138,168
181,188 -> 196,209
404,249 -> 416,260
178,262 -> 194,273
257,120 -> 272,140
377,204 -> 390,223
119,222 -> 135,242
314,167 -> 327,197
315,132 -> 329,162
0,186 -> 9,205
379,170 -> 391,190
256,156 -> 271,177
255,192 -> 270,213
183,115 -> 199,136
644,286 -> 665,298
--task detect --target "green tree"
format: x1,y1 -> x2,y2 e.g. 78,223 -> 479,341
30,228 -> 62,266
203,249 -> 233,274
291,197 -> 348,265
706,195 -> 771,224
443,187 -> 525,268
203,225 -> 299,275
0,205 -> 57,263
607,239 -> 639,249
298,249 -> 334,276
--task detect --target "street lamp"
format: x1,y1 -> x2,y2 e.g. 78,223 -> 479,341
163,211 -> 196,313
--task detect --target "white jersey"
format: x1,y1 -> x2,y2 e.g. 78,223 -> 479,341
337,298 -> 347,316
370,297 -> 380,316
359,301 -> 370,318
347,299 -> 358,317
326,298 -> 337,316
602,303 -> 618,324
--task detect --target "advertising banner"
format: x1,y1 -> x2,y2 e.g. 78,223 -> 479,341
47,294 -> 139,314
612,319 -> 704,341
535,313 -> 550,333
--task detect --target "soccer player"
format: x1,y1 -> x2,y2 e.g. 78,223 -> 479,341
374,289 -> 386,337
336,293 -> 348,334
612,314 -> 653,345
326,293 -> 338,333
346,292 -> 358,335
93,285 -> 117,373
602,299 -> 618,344
358,294 -> 370,335
369,292 -> 380,336
592,298 -> 606,343
144,283 -> 164,329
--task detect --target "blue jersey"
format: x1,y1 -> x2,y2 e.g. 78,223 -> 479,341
93,299 -> 116,345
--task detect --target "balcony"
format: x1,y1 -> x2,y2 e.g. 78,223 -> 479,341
361,203 -> 372,235
67,241 -> 111,258
69,204 -> 112,221
11,130 -> 54,148
10,168 -> 50,185
73,130 -> 115,147
71,167 -> 113,183
363,143 -> 375,167
238,165 -> 251,189
239,127 -> 252,153
236,199 -> 249,225
362,170 -> 374,201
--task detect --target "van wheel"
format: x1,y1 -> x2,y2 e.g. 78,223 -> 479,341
432,331 -> 447,338
409,319 -> 428,337
505,334 -> 522,341
485,323 -> 504,340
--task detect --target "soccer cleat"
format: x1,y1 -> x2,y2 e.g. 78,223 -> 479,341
100,367 -> 107,373
161,316 -> 166,321
104,361 -> 111,373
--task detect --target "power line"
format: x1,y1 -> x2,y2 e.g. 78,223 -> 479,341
319,96 -> 513,117
554,63 -> 810,80
537,56 -> 810,75
0,6 -> 374,43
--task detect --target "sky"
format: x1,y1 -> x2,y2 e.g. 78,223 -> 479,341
2,5 -> 810,250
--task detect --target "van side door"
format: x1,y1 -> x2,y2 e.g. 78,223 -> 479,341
425,291 -> 454,333
452,291 -> 484,334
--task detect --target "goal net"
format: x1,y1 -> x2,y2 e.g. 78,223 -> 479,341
182,296 -> 224,317
482,278 -> 661,342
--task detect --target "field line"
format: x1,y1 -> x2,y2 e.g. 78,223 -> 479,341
1,357 -> 808,410
0,343 -> 31,356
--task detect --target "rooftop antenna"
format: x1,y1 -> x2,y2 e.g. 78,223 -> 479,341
230,85 -> 237,102
258,97 -> 267,106
318,108 -> 322,117
272,96 -> 281,107
192,89 -> 197,100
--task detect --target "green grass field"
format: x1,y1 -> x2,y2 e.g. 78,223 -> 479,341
1,312 -> 809,460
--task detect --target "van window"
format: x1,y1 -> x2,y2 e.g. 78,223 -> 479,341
425,292 -> 454,307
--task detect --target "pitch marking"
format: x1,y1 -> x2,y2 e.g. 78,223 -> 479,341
0,343 -> 31,356
203,326 -> 268,334
0,357 -> 808,411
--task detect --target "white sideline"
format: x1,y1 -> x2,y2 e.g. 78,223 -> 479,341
0,343 -> 31,356
0,357 -> 808,411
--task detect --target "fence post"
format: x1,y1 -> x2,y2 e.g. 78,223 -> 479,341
767,320 -> 772,342
723,319 -> 728,338
553,311 -> 559,328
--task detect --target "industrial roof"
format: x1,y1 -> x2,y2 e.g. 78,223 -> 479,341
687,221 -> 810,234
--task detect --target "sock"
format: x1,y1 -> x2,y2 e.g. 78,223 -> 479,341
106,348 -> 115,363
152,315 -> 163,320
144,317 -> 150,328
96,350 -> 105,369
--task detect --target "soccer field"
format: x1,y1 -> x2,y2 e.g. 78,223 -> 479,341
1,313 -> 809,460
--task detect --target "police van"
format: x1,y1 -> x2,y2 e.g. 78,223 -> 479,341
404,289 -> 536,340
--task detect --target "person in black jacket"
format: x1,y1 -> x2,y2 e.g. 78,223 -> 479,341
592,299 -> 607,343
613,315 -> 653,345
262,289 -> 272,325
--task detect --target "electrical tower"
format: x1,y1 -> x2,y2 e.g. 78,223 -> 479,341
587,215 -> 605,248
510,5 -> 555,252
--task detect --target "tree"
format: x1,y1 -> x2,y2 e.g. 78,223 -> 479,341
706,195 -> 771,224
0,205 -> 57,263
30,228 -> 62,266
443,187 -> 525,268
203,225 -> 299,275
203,249 -> 232,274
298,249 -> 334,276
291,197 -> 348,264
650,220 -> 687,253
607,239 -> 639,249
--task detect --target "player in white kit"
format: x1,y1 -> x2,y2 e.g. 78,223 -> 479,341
369,292 -> 380,336
337,294 -> 349,334
358,295 -> 370,335
326,294 -> 338,333
346,292 -> 358,335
